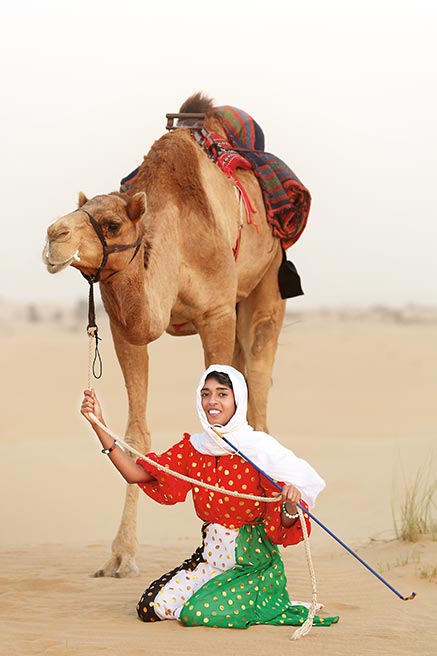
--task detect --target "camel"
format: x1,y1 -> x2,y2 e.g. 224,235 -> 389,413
43,94 -> 289,578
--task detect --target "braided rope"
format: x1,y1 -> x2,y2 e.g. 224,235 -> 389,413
290,505 -> 318,639
87,332 -> 94,391
88,413 -> 277,503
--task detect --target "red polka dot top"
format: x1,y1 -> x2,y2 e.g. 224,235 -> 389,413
137,433 -> 310,547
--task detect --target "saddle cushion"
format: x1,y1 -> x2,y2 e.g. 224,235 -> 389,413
215,105 -> 311,250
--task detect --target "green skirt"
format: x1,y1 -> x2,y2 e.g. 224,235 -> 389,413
179,523 -> 339,629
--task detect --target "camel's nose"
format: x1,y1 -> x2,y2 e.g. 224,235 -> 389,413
47,221 -> 71,242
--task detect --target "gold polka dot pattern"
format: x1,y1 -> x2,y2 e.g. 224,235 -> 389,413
136,434 -> 311,547
180,523 -> 339,629
134,435 -> 336,629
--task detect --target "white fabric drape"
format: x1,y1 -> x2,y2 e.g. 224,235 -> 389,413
190,364 -> 325,508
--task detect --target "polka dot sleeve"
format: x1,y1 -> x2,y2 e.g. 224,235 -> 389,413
136,433 -> 192,505
261,479 -> 312,547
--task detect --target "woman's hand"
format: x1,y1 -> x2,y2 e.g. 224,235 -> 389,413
272,483 -> 302,518
273,484 -> 302,527
79,388 -> 155,485
80,389 -> 104,425
281,483 -> 301,514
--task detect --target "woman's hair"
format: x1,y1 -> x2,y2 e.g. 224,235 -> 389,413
205,371 -> 233,389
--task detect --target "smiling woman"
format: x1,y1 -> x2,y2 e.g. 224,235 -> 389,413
200,371 -> 236,426
80,363 -> 338,629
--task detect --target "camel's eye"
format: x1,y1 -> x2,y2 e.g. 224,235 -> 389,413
106,221 -> 121,235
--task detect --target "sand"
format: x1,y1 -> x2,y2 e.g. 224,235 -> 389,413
1,305 -> 436,655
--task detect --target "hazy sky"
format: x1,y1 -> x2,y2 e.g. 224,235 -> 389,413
1,0 -> 436,308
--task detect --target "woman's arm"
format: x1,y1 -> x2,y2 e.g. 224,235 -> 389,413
80,389 -> 155,484
271,483 -> 301,527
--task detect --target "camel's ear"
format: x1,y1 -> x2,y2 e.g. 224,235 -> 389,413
78,192 -> 88,208
126,192 -> 147,223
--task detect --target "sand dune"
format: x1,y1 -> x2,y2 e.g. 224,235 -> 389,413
1,307 -> 436,655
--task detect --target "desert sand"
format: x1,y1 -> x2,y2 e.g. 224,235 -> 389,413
1,304 -> 436,655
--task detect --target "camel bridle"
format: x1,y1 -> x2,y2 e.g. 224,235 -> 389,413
80,209 -> 143,285
79,208 -> 143,379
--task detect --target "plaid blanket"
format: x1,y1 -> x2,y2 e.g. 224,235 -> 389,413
120,167 -> 139,192
120,106 -> 310,251
215,106 -> 311,249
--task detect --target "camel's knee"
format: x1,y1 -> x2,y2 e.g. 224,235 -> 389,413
125,421 -> 150,452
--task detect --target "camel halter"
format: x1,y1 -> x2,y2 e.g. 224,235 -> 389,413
80,208 -> 143,379
80,209 -> 143,285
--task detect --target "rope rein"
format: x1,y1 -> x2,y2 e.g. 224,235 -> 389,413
88,412 -> 278,503
289,508 -> 318,639
86,278 -> 103,383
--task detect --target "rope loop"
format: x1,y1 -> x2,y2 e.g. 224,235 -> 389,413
87,331 -> 103,388
84,279 -> 103,381
91,331 -> 103,379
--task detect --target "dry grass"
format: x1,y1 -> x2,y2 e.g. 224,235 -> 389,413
417,564 -> 437,583
392,459 -> 437,542
377,549 -> 421,573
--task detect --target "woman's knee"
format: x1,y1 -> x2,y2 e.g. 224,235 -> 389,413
136,589 -> 161,622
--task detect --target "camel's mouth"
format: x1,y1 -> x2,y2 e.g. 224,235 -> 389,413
43,240 -> 81,274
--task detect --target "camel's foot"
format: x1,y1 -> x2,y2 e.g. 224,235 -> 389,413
93,553 -> 140,578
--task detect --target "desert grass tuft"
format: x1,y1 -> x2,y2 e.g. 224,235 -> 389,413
392,459 -> 437,542
377,549 -> 421,573
416,564 -> 437,583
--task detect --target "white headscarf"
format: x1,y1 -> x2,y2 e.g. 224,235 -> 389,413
190,364 -> 325,508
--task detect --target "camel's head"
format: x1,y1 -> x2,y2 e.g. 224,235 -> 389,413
43,192 -> 146,280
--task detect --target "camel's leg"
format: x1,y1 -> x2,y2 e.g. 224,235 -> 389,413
236,255 -> 286,432
94,321 -> 150,578
196,305 -> 237,367
94,485 -> 140,578
231,319 -> 247,379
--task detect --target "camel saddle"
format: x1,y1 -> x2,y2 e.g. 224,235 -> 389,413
120,106 -> 309,298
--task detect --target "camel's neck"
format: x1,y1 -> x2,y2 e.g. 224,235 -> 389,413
99,130 -> 212,344
99,204 -> 180,345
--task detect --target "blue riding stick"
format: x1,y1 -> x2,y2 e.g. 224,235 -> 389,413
211,427 -> 416,602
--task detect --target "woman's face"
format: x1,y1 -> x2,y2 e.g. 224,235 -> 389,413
200,376 -> 236,426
